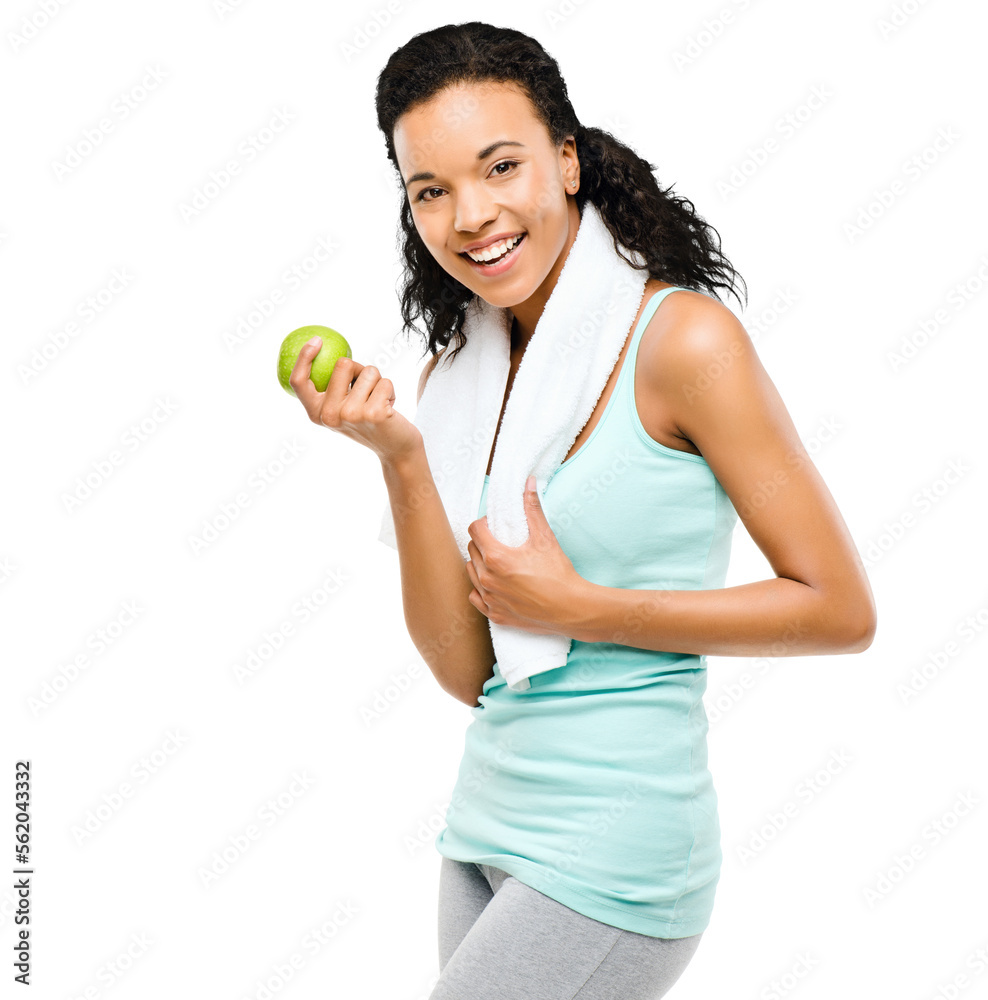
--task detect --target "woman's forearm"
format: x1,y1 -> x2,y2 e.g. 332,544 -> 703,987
560,576 -> 875,657
380,446 -> 495,705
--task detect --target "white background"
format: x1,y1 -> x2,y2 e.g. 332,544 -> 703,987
2,1 -> 986,997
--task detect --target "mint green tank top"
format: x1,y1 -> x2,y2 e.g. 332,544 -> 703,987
434,286 -> 738,938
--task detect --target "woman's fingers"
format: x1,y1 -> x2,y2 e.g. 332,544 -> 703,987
290,351 -> 361,426
288,349 -> 416,462
322,356 -> 363,402
366,371 -> 397,412
330,360 -> 389,421
288,341 -> 328,417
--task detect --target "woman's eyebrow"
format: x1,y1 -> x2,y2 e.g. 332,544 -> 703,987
404,140 -> 527,189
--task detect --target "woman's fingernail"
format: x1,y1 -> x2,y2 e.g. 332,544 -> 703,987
526,475 -> 536,492
307,336 -> 321,346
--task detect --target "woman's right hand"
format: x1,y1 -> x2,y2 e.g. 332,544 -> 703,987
289,339 -> 423,466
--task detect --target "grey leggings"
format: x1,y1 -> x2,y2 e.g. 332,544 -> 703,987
430,858 -> 703,999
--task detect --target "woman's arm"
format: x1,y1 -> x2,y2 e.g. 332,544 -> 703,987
559,292 -> 877,656
380,351 -> 495,707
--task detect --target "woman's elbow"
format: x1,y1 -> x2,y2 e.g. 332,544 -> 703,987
837,598 -> 878,654
808,580 -> 877,654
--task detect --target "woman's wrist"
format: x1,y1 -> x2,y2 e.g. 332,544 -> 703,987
379,443 -> 428,481
552,575 -> 600,642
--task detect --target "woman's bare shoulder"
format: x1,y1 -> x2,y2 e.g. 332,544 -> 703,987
639,283 -> 749,376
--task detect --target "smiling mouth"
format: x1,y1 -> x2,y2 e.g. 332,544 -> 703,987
460,233 -> 526,266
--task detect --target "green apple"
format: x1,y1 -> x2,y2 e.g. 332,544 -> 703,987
277,325 -> 351,397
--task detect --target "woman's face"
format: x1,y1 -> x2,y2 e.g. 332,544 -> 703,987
393,80 -> 580,315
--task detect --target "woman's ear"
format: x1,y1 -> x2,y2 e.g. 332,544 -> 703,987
560,135 -> 580,193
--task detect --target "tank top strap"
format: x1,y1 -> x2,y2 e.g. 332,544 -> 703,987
626,286 -> 688,364
613,285 -> 687,408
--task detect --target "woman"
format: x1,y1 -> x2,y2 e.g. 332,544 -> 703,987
290,21 -> 876,1000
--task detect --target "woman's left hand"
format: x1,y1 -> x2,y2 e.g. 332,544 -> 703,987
465,477 -> 584,635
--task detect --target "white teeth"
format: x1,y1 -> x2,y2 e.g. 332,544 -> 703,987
466,234 -> 522,262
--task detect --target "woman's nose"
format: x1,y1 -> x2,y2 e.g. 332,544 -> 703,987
454,185 -> 499,234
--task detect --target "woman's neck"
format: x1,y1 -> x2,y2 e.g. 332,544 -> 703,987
505,196 -> 583,356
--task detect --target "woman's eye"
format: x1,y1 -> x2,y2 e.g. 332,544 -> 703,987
416,162 -> 518,202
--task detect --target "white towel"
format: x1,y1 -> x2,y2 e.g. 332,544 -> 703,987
378,200 -> 648,690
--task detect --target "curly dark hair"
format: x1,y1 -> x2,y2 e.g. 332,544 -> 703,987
375,20 -> 747,365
